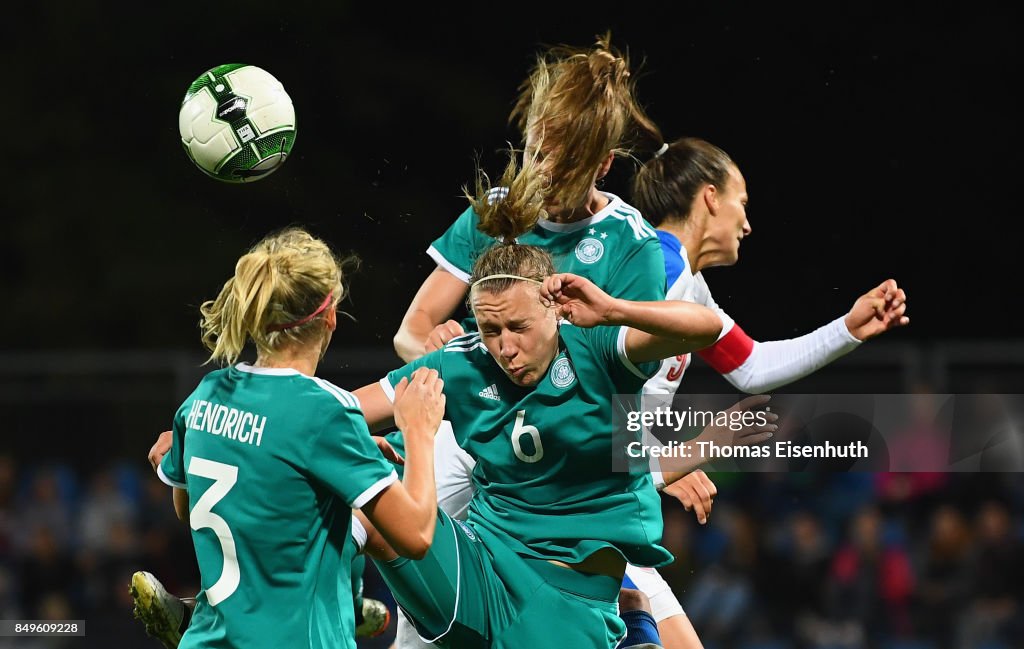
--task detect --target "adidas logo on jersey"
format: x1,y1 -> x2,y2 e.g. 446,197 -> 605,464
478,384 -> 501,401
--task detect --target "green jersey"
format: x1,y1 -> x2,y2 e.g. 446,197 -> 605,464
159,363 -> 397,649
381,324 -> 672,569
385,193 -> 667,474
428,192 -> 666,302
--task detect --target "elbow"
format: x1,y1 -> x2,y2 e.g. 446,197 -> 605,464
735,379 -> 777,395
731,377 -> 767,394
719,344 -> 770,394
395,532 -> 433,560
696,332 -> 720,351
407,540 -> 431,561
709,312 -> 724,340
393,326 -> 421,364
694,314 -> 723,349
392,329 -> 408,360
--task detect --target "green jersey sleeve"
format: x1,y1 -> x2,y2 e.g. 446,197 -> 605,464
380,348 -> 445,402
307,393 -> 398,508
585,325 -> 661,394
426,205 -> 486,283
158,400 -> 190,489
380,346 -> 452,478
606,231 -> 667,301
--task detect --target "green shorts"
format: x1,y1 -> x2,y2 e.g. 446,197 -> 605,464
373,510 -> 625,649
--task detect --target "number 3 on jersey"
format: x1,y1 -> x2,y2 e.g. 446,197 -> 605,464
511,410 -> 544,463
188,457 -> 240,605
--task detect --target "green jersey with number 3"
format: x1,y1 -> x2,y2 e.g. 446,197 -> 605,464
381,323 -> 672,568
159,363 -> 397,649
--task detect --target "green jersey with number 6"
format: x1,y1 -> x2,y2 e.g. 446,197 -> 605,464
381,323 -> 672,568
159,363 -> 397,649
384,192 -> 668,468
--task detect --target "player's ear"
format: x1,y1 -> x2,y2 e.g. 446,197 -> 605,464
325,306 -> 338,332
703,183 -> 719,215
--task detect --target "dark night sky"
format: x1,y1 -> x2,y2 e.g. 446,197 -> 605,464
4,1 -> 1019,353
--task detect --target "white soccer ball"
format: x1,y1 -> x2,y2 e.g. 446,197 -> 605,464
178,64 -> 296,183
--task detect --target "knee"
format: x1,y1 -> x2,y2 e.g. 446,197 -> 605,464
619,587 -> 652,614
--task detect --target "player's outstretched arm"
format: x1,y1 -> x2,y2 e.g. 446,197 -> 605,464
702,279 -> 909,394
540,273 -> 722,362
353,383 -> 397,433
361,368 -> 444,559
393,268 -> 470,362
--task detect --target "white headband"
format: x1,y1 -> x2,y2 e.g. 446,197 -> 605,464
470,273 -> 543,290
653,142 -> 669,158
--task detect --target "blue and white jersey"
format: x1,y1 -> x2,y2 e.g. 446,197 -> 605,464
643,230 -> 737,394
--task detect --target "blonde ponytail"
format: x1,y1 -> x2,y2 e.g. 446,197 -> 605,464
198,228 -> 355,365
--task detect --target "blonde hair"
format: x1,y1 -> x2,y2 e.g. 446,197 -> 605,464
510,33 -> 662,213
469,243 -> 555,299
199,228 -> 356,365
463,152 -> 555,298
465,149 -> 548,241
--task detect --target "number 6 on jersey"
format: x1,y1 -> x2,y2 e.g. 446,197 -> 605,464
510,410 -> 544,463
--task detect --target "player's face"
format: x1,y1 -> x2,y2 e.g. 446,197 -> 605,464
472,282 -> 559,387
707,166 -> 750,267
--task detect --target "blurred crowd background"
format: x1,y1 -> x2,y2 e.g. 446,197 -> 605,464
2,455 -> 1022,649
3,353 -> 1023,649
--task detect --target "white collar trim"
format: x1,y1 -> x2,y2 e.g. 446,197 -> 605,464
235,362 -> 306,377
535,192 -> 622,233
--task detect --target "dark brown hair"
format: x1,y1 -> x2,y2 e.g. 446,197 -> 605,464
631,137 -> 735,227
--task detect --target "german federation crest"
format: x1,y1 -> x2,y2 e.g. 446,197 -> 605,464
550,357 -> 576,388
575,238 -> 604,264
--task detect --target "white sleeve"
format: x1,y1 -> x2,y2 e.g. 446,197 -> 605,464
624,564 -> 686,622
722,315 -> 862,393
433,420 -> 476,520
350,514 -> 368,552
